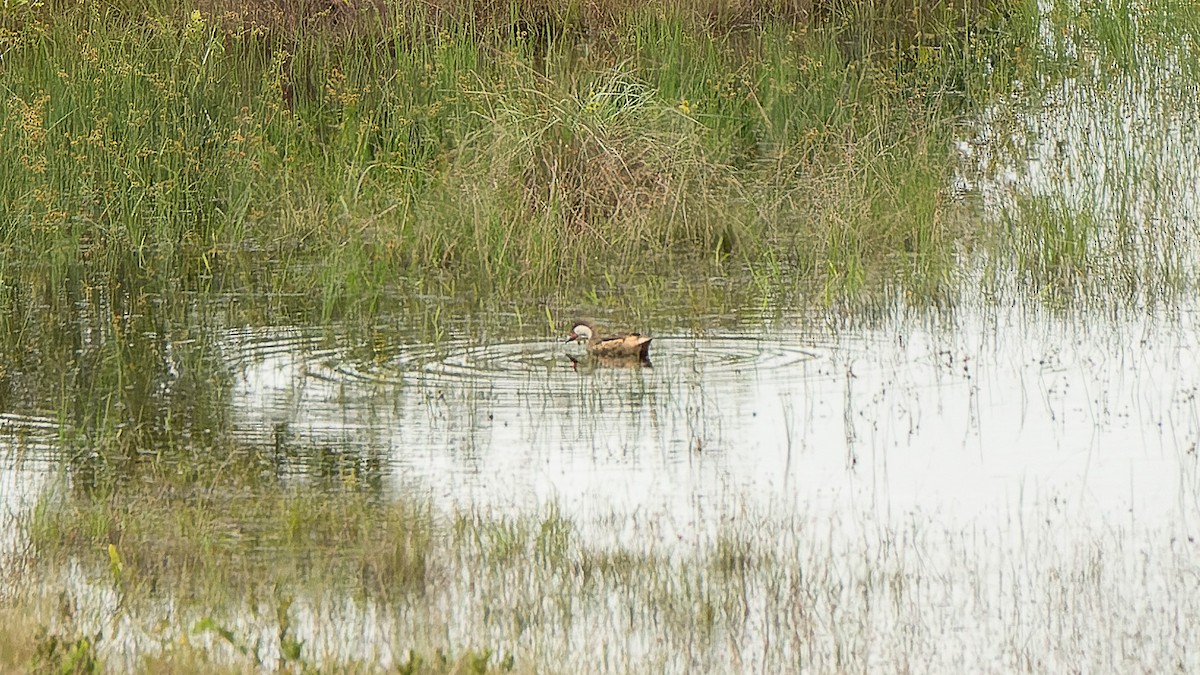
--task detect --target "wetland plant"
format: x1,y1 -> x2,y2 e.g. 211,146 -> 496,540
0,0 -> 1030,306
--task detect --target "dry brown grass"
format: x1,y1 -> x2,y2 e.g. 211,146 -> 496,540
523,131 -> 674,232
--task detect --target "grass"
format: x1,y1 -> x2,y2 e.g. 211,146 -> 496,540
0,597 -> 515,674
0,0 -> 1195,316
0,0 -> 1033,311
4,0 -> 1200,672
966,4 -> 1200,309
25,480 -> 432,601
5,471 -> 1199,673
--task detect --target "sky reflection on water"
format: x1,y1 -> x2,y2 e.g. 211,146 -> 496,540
224,300 -> 1200,544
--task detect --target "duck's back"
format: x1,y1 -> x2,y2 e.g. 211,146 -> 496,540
591,333 -> 652,358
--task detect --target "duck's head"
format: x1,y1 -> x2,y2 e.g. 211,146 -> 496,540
565,322 -> 594,343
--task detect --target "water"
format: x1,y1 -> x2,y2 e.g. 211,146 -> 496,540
217,302 -> 1200,535
5,6 -> 1200,672
7,299 -> 1196,672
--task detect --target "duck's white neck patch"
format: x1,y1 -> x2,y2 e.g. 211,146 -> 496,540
571,324 -> 593,341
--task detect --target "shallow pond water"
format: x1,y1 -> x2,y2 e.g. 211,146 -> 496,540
4,299 -> 1199,672
221,302 -> 1200,535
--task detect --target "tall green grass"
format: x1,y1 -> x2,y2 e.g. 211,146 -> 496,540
970,0 -> 1200,308
0,0 -> 1028,306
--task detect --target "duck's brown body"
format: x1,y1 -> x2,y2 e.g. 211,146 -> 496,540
585,333 -> 653,359
566,321 -> 652,361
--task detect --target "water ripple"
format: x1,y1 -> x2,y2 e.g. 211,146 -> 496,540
328,334 -> 822,390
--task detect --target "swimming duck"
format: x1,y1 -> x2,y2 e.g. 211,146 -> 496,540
565,321 -> 652,361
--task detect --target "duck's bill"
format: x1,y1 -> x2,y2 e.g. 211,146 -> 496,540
565,333 -> 578,342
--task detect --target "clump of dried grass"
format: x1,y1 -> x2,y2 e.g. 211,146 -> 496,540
523,130 -> 675,232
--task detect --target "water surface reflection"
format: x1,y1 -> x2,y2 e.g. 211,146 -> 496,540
221,303 -> 1200,542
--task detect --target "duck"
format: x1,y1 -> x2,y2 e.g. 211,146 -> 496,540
565,320 -> 652,361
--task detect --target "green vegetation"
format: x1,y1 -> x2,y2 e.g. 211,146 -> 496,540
0,597 -> 515,673
5,0 -> 1200,672
7,474 -> 1199,673
26,477 -> 431,601
0,0 -> 1048,475
0,0 -> 1196,313
0,0 -> 1036,311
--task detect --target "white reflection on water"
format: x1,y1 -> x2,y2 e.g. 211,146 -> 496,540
227,301 -> 1200,541
0,413 -> 60,554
